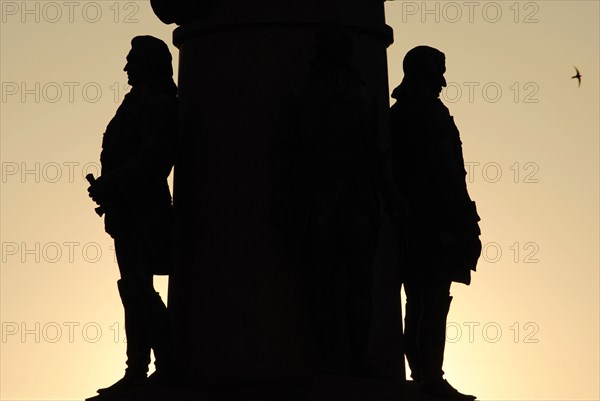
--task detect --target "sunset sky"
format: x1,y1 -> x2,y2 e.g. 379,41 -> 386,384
1,1 -> 599,400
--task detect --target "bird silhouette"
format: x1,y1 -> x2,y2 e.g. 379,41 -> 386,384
571,66 -> 582,87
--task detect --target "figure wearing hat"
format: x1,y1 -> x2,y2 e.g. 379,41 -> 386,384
389,46 -> 481,400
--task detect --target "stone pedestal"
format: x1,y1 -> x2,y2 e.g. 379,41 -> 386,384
158,0 -> 399,383
86,377 -> 424,401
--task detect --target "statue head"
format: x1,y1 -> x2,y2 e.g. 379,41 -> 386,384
402,45 -> 446,98
124,36 -> 174,87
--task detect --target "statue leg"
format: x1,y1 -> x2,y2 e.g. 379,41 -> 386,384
146,287 -> 174,384
402,280 -> 423,382
419,280 -> 476,400
343,204 -> 378,376
97,235 -> 151,394
97,277 -> 151,394
418,280 -> 451,384
118,278 -> 153,378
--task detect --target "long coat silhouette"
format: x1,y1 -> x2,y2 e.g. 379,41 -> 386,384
390,84 -> 480,285
100,81 -> 177,275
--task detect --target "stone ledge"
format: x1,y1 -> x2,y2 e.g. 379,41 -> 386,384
86,377 -> 424,401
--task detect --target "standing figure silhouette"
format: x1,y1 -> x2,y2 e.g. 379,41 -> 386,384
273,28 -> 381,375
274,27 -> 379,375
389,46 -> 482,400
87,35 -> 178,394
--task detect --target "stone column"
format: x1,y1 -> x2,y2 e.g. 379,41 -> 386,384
154,0 -> 397,383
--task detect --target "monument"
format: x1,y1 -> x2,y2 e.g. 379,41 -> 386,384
157,0 -> 396,380
87,1 -> 419,399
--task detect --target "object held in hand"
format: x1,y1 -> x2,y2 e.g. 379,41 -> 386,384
85,174 -> 106,217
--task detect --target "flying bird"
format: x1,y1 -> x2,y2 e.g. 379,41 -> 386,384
571,66 -> 582,87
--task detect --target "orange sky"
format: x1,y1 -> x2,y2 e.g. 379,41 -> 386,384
1,1 -> 599,400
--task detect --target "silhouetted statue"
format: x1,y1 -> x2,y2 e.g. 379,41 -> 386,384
273,28 -> 381,375
87,35 -> 178,394
389,46 -> 481,400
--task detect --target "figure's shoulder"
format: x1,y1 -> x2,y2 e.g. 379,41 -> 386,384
433,98 -> 450,112
140,90 -> 178,113
142,87 -> 177,102
390,96 -> 424,118
429,100 -> 456,123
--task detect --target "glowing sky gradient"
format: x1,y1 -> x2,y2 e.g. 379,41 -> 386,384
1,1 -> 598,400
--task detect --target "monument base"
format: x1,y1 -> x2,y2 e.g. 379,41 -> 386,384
85,377 -> 424,401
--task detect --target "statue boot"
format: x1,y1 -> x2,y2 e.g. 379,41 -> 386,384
419,295 -> 476,400
403,295 -> 422,383
145,288 -> 174,386
97,278 -> 151,394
